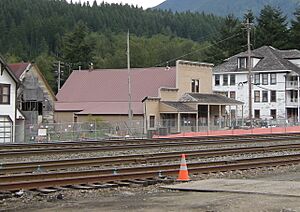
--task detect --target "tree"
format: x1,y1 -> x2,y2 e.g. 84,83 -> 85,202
255,5 -> 289,49
62,21 -> 94,71
205,14 -> 245,64
290,8 -> 300,49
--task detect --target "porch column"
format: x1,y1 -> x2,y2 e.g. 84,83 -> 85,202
229,105 -> 232,128
207,105 -> 210,132
177,113 -> 181,133
242,105 -> 244,126
196,112 -> 199,132
219,105 -> 222,129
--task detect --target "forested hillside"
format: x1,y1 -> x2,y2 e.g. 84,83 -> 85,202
1,0 -> 300,93
156,0 -> 300,19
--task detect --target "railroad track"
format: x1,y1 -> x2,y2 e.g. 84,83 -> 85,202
1,154 -> 300,192
2,134 -> 300,158
1,143 -> 300,175
1,133 -> 300,150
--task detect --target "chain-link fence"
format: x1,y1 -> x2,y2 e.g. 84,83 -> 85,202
22,120 -> 145,143
8,118 -> 300,143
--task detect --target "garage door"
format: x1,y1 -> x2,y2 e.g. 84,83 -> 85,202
0,116 -> 12,143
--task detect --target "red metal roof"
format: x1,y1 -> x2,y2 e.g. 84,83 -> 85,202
8,63 -> 30,78
55,67 -> 176,115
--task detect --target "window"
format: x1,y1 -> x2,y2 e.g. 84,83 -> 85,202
254,74 -> 260,85
223,74 -> 228,86
270,73 -> 276,85
270,109 -> 276,119
262,73 -> 268,85
270,91 -> 276,102
149,115 -> 155,128
291,90 -> 298,102
229,91 -> 236,99
191,79 -> 199,93
262,91 -> 268,102
0,116 -> 12,143
215,75 -> 220,86
238,57 -> 247,69
0,84 -> 10,104
254,110 -> 260,119
230,74 -> 235,86
254,91 -> 260,102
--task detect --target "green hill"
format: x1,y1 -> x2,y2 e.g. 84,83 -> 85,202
156,0 -> 300,19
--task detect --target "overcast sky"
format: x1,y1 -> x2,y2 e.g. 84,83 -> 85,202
69,0 -> 166,9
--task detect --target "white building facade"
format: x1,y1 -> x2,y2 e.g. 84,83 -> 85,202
213,46 -> 300,123
0,56 -> 19,143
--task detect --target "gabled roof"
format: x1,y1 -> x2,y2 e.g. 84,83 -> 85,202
180,93 -> 243,105
162,101 -> 197,112
0,55 -> 20,85
214,46 -> 300,74
8,62 -> 30,78
55,67 -> 176,115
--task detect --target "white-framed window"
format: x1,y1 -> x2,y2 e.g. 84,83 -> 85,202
191,79 -> 199,93
254,74 -> 260,85
262,90 -> 268,102
262,73 -> 268,85
0,84 -> 10,104
215,75 -> 220,86
0,116 -> 12,143
270,73 -> 276,85
238,57 -> 247,69
270,91 -> 276,102
254,110 -> 260,119
230,74 -> 235,86
254,91 -> 260,102
229,91 -> 236,99
223,74 -> 228,86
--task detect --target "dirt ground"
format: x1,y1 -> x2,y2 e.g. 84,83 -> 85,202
2,166 -> 300,212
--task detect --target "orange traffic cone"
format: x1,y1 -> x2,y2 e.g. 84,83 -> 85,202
177,154 -> 190,181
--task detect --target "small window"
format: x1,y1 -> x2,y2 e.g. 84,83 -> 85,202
191,79 -> 199,93
230,74 -> 235,86
262,91 -> 268,102
254,110 -> 260,119
270,73 -> 276,85
223,74 -> 228,86
229,91 -> 236,99
270,109 -> 276,119
262,73 -> 268,85
254,74 -> 260,85
270,91 -> 276,102
238,57 -> 247,69
149,115 -> 155,128
215,75 -> 220,86
254,91 -> 260,102
0,84 -> 10,104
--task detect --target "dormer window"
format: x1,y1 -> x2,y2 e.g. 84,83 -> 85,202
238,57 -> 247,69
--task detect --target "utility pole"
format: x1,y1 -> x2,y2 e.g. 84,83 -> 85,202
244,18 -> 253,126
127,30 -> 132,129
58,61 -> 61,92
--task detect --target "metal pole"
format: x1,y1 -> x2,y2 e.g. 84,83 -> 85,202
58,61 -> 61,92
127,31 -> 132,130
246,18 -> 253,127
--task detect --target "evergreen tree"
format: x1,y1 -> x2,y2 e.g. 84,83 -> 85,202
255,5 -> 289,48
62,21 -> 94,70
290,8 -> 300,49
205,14 -> 245,64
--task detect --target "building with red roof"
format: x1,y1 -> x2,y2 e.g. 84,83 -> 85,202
55,60 -> 243,135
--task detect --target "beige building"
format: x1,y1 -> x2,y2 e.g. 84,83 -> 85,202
143,60 -> 243,134
55,60 -> 243,135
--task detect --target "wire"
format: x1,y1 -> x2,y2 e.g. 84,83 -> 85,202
154,32 -> 242,67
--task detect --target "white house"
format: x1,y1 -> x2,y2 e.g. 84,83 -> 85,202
213,46 -> 300,123
0,56 -> 20,143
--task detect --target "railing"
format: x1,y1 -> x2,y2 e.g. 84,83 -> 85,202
286,81 -> 298,89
